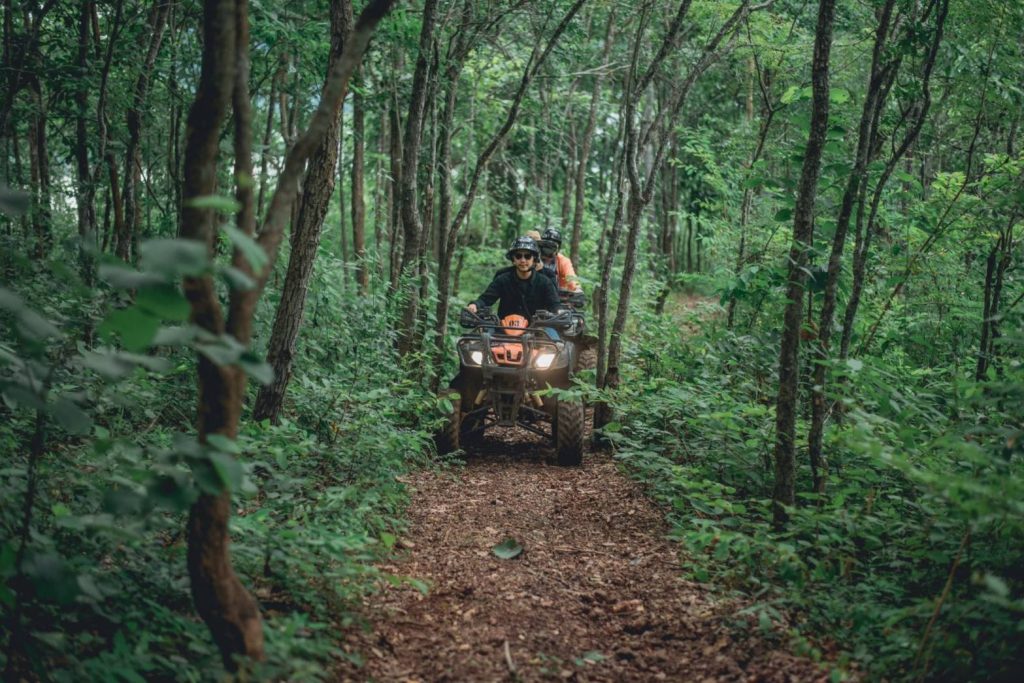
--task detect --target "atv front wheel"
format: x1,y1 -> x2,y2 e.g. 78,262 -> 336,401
435,390 -> 462,455
555,398 -> 584,466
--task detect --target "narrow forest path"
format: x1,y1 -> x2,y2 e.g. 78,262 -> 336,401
336,421 -> 829,682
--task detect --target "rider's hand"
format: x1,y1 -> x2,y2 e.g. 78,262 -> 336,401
467,303 -> 477,313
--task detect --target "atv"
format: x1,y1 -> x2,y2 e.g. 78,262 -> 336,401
436,290 -> 594,466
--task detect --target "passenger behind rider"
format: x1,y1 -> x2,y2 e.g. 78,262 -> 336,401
466,236 -> 560,319
537,227 -> 581,292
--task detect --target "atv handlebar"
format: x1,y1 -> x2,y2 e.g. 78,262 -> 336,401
558,289 -> 587,309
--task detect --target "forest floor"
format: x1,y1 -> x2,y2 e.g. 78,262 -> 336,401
335,294 -> 833,681
335,435 -> 832,682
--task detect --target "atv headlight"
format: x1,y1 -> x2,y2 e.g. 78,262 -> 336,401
534,352 -> 556,369
458,339 -> 486,366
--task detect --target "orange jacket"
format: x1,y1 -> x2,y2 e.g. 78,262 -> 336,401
548,253 -> 580,291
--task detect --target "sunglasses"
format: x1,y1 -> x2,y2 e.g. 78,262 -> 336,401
512,252 -> 534,261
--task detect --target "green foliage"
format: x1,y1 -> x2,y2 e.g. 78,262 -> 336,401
596,297 -> 1024,681
0,242 -> 438,679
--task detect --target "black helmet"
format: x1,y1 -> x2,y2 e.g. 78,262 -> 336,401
541,227 -> 563,247
506,235 -> 540,261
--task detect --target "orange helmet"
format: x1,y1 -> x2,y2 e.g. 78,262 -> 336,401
501,314 -> 529,336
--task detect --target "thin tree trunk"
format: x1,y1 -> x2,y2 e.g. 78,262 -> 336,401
352,66 -> 368,292
570,9 -> 615,265
252,0 -> 354,425
843,0 -> 951,358
178,0 -> 394,666
806,0 -> 896,494
770,0 -> 836,529
119,0 -> 170,263
396,0 -> 439,356
256,58 -> 282,217
338,103 -> 349,268
26,76 -> 50,258
178,0 -> 262,667
387,90 -> 403,291
74,0 -> 96,284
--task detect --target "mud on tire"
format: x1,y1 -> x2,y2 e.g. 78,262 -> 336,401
555,398 -> 584,466
575,347 -> 597,372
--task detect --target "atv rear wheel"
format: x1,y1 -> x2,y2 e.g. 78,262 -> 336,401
576,347 -> 597,372
555,398 -> 584,466
435,390 -> 461,455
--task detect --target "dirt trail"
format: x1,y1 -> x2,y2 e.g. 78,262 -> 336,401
336,425 -> 828,682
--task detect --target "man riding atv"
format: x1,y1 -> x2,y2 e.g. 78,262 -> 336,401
467,235 -> 559,319
438,235 -> 586,466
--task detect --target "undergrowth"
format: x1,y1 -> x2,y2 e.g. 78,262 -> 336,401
1,249 -> 443,681
599,284 -> 1024,682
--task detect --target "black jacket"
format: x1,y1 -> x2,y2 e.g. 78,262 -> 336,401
474,267 -> 560,319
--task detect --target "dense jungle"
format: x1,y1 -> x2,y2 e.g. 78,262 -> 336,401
1,0 -> 1022,680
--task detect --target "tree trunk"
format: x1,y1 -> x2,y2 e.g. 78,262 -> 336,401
571,10 -> 616,265
256,58 -> 282,217
352,66 -> 368,293
252,0 -> 354,425
119,0 -> 170,263
26,76 -> 50,259
770,0 -> 836,529
807,0 -> 896,494
396,0 -> 439,356
178,0 -> 263,667
338,104 -> 348,269
179,0 -> 395,666
387,92 -> 403,291
74,0 -> 96,284
842,0 -> 950,358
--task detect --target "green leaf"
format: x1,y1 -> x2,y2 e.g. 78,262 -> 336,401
136,285 -> 191,321
210,452 -> 243,492
2,383 -> 46,410
774,208 -> 793,222
99,306 -> 160,352
220,265 -> 257,291
97,264 -> 165,289
186,194 -> 242,213
196,335 -> 244,366
846,358 -> 864,373
207,433 -> 241,454
830,88 -> 851,104
239,352 -> 273,385
982,573 -> 1009,597
492,537 -> 523,560
223,223 -> 268,272
51,396 -> 92,435
139,238 -> 209,278
152,325 -> 197,346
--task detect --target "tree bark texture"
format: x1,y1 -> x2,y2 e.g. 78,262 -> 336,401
770,0 -> 836,528
570,10 -> 616,265
252,0 -> 354,425
118,0 -> 170,262
841,0 -> 950,359
178,0 -> 395,666
177,0 -> 264,667
396,0 -> 440,356
74,0 -> 96,284
807,0 -> 896,494
352,67 -> 368,292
